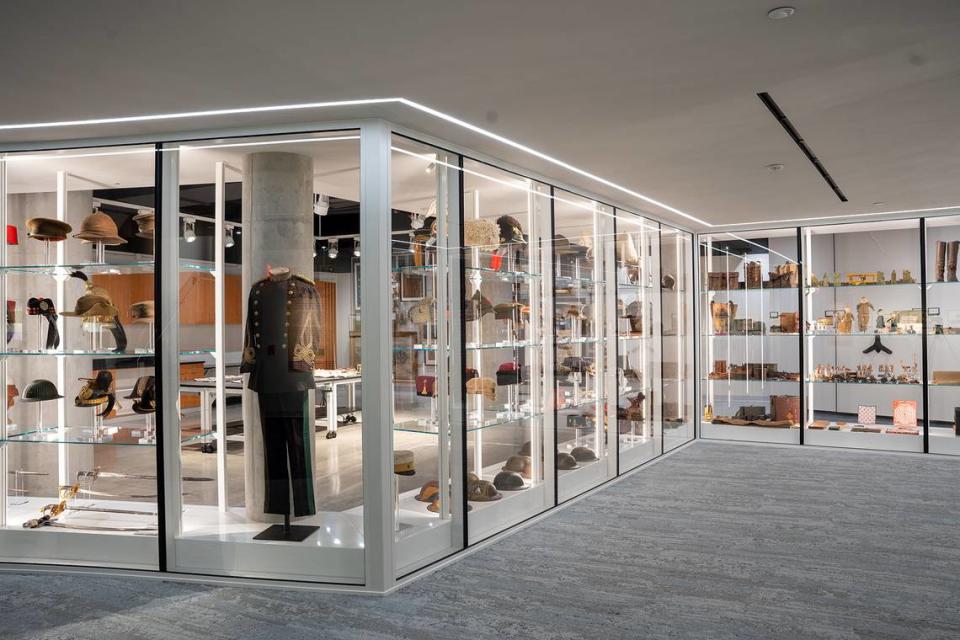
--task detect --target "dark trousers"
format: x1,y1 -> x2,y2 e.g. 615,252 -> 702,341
257,391 -> 316,517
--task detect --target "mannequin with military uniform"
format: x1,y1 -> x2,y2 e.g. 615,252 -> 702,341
241,266 -> 323,520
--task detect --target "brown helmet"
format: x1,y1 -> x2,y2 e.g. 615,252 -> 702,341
466,478 -> 502,502
556,452 -> 580,471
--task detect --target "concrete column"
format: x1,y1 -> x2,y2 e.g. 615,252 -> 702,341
241,151 -> 315,522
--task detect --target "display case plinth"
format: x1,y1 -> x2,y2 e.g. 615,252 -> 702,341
700,422 -> 800,444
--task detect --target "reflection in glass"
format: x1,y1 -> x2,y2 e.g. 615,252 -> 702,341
803,220 -> 923,452
699,229 -> 801,445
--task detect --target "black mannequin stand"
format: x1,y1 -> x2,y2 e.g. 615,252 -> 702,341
253,514 -> 319,542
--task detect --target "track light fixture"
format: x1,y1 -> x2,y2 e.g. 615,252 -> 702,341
328,238 -> 339,259
313,194 -> 330,216
183,219 -> 196,243
224,226 -> 235,248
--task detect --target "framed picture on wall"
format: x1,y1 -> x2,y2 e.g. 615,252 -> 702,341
400,273 -> 426,301
352,258 -> 361,311
393,330 -> 418,382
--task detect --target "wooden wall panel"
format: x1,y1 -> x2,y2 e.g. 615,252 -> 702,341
91,273 -> 241,326
315,281 -> 337,369
91,273 -> 152,324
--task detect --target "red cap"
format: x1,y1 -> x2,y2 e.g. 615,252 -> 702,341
6,225 -> 18,245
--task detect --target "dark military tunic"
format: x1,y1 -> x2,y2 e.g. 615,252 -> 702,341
240,270 -> 322,516
240,271 -> 322,393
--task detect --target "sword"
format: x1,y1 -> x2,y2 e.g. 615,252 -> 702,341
53,504 -> 158,517
23,515 -> 157,532
78,469 -> 214,482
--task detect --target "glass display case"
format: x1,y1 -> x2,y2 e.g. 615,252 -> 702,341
389,136 -> 465,569
660,226 -> 695,451
0,144 -> 159,568
460,159 -> 551,542
553,191 -> 614,501
699,230 -> 802,444
0,113 -> 700,590
925,215 -> 960,455
803,220 -> 924,452
614,212 -> 662,471
168,132 -> 369,583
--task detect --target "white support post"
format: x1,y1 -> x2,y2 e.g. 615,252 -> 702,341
443,155 -> 465,544
601,209 -> 617,476
434,155 -> 451,521
540,187 -> 556,505
159,145 -> 183,567
360,121 -> 395,591
55,171 -> 68,486
0,156 -> 7,528
213,161 -> 228,511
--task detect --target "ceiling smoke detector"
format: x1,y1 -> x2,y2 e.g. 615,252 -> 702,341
767,6 -> 796,19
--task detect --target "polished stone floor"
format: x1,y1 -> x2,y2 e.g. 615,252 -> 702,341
3,440 -> 960,639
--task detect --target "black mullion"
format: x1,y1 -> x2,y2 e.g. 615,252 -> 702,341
457,156 -> 469,549
550,187 -> 558,506
657,223 -> 665,456
613,212 -> 620,477
920,219 -> 930,453
153,144 -> 167,572
797,227 -> 805,445
692,232 -> 699,440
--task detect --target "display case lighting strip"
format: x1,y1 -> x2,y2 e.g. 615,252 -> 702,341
0,97 -> 707,227
3,99 -> 960,229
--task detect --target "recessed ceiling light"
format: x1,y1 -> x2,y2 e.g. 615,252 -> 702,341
872,201 -> 885,206
766,163 -> 785,172
767,6 -> 796,19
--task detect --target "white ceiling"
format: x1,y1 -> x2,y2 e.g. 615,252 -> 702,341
1,0 -> 959,230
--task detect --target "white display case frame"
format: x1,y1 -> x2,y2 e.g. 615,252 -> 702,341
0,106 -> 697,593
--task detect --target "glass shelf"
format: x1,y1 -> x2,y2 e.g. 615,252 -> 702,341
806,380 -> 922,386
556,337 -> 600,345
179,260 -> 216,273
558,398 -> 597,410
704,333 -> 799,337
3,426 -> 156,446
400,341 -> 543,352
555,274 -> 601,287
617,282 -> 655,291
806,332 -> 922,338
179,349 -> 215,356
703,378 -> 800,384
703,287 -> 797,294
394,410 -> 542,435
394,263 -> 541,280
618,334 -> 651,341
804,282 -> 920,292
0,349 -> 155,358
180,431 -> 215,444
0,260 -> 155,275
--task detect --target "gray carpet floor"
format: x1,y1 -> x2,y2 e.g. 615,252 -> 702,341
2,440 -> 960,640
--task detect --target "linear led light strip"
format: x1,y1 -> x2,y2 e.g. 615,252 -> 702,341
711,231 -> 797,265
0,97 -> 707,226
0,135 -> 360,163
2,97 -> 955,228
395,145 -> 661,236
